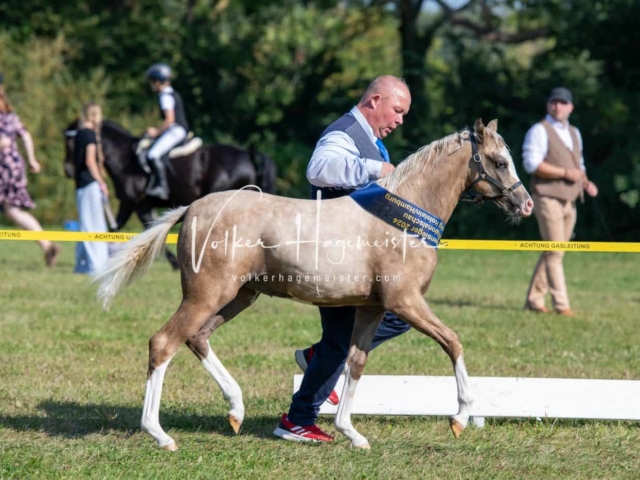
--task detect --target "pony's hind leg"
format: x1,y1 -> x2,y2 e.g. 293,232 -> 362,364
185,287 -> 260,434
391,295 -> 474,439
335,307 -> 385,449
141,350 -> 177,450
141,290 -> 238,450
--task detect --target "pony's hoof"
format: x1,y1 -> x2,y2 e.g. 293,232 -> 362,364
450,418 -> 465,439
351,435 -> 370,450
161,441 -> 178,451
228,414 -> 243,434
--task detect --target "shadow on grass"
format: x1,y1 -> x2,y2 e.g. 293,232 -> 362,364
0,400 -> 283,440
487,417 -> 640,429
429,297 -> 512,311
0,258 -> 58,273
2,402 -> 637,444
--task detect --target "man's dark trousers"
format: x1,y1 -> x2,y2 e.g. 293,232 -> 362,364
287,305 -> 411,425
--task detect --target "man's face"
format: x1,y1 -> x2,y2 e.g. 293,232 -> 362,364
149,81 -> 162,93
547,100 -> 574,123
369,86 -> 411,139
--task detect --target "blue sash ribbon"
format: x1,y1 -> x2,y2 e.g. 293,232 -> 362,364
349,183 -> 445,248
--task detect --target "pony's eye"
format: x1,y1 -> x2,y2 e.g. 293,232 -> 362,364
496,162 -> 507,170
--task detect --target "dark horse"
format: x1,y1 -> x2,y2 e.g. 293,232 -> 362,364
63,120 -> 277,268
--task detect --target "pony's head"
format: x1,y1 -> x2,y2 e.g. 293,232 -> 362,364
463,118 -> 533,221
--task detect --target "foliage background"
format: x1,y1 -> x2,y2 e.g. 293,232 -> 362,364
1,0 -> 638,240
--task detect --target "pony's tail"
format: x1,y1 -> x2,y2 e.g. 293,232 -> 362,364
94,206 -> 188,309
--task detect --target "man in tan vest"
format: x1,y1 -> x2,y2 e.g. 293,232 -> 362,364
523,87 -> 598,316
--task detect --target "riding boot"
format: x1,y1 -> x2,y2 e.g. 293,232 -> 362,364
146,157 -> 169,200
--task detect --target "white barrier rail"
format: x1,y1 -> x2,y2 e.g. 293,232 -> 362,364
294,375 -> 640,421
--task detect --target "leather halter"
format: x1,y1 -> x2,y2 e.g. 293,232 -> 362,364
460,132 -> 522,204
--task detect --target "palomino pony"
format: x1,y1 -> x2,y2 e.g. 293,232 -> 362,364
63,120 -> 277,268
96,119 -> 533,451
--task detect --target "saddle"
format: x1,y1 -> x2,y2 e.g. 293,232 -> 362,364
135,132 -> 203,174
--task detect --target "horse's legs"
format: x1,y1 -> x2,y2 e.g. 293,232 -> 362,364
141,288 -> 238,450
135,203 -> 179,270
115,200 -> 135,231
185,287 -> 260,434
135,202 -> 155,230
392,295 -> 473,438
335,306 -> 385,449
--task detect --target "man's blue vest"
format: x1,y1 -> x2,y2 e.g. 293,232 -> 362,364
311,113 -> 385,200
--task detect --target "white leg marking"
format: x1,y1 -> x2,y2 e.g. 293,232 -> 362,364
201,343 -> 244,424
452,355 -> 474,429
335,365 -> 369,448
141,356 -> 176,448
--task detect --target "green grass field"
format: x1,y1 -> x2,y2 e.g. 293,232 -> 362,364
1,240 -> 639,479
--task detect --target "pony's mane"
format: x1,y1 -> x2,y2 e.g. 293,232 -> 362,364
65,118 -> 137,141
379,127 -> 505,192
102,120 -> 136,138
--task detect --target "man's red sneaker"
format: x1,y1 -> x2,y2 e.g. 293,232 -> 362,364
295,347 -> 340,406
273,413 -> 334,443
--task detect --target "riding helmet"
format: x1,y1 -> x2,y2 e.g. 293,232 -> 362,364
145,63 -> 173,82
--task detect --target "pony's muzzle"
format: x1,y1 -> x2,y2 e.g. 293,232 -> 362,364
522,198 -> 534,217
507,191 -> 534,218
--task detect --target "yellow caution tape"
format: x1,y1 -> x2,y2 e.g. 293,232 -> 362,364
438,239 -> 640,253
1,229 -> 638,253
0,230 -> 135,243
0,229 -> 179,244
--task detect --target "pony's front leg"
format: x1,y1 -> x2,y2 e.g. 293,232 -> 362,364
392,295 -> 474,438
335,307 -> 385,449
450,355 -> 473,438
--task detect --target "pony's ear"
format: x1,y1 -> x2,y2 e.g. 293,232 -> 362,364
486,119 -> 498,132
474,118 -> 486,143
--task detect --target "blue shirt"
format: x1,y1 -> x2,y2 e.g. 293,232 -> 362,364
306,106 -> 385,189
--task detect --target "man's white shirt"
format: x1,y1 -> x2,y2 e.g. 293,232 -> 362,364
522,114 -> 585,174
306,106 -> 383,188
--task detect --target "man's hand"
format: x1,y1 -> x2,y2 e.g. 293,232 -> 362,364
380,162 -> 395,178
584,180 -> 598,197
563,168 -> 585,183
146,127 -> 159,138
